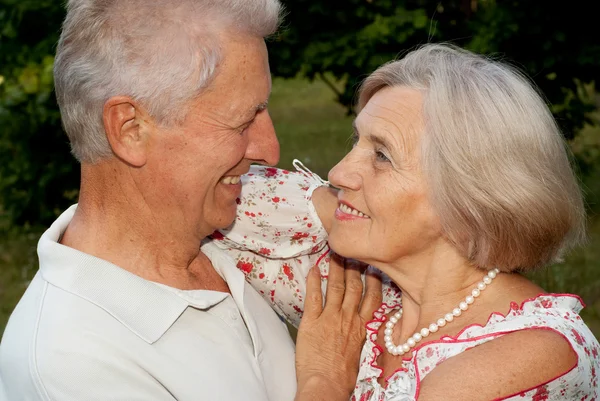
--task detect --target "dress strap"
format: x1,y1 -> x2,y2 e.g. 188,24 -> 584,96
292,159 -> 330,187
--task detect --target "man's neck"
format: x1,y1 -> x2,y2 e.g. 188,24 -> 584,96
61,166 -> 228,292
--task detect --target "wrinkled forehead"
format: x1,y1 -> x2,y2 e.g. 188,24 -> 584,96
355,86 -> 425,153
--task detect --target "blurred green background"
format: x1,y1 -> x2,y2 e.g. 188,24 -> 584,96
1,1 -> 600,337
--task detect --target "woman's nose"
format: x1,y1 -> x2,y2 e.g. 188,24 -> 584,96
328,151 -> 362,191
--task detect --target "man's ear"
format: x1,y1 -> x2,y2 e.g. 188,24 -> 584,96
103,96 -> 151,167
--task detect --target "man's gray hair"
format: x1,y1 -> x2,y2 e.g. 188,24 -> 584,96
54,0 -> 283,163
358,44 -> 586,271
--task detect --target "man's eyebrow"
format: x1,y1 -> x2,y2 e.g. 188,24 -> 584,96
236,101 -> 269,128
255,101 -> 269,112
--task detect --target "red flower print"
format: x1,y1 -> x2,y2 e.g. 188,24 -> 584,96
531,385 -> 549,401
210,230 -> 224,240
272,197 -> 281,203
571,329 -> 584,346
292,232 -> 309,241
283,264 -> 294,280
236,261 -> 253,274
359,390 -> 373,401
264,168 -> 278,177
259,248 -> 272,256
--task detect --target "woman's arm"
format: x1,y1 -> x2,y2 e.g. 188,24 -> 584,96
210,164 -> 332,327
310,185 -> 338,233
417,328 -> 578,400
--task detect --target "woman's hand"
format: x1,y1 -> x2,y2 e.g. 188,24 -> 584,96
294,254 -> 383,401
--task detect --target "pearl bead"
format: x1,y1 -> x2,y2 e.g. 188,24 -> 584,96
381,268 -> 499,357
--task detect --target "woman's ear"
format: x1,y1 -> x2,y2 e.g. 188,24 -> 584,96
103,96 -> 150,167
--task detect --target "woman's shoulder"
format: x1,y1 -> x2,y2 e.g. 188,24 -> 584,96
415,293 -> 599,400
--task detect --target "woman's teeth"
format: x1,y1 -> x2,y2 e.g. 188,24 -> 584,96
221,175 -> 241,185
339,203 -> 370,218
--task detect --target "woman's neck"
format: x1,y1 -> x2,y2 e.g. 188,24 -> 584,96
377,239 -> 489,341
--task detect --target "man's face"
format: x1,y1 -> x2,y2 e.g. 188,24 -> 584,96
144,33 -> 279,239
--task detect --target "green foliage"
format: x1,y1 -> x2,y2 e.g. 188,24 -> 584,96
0,1 -> 77,226
270,1 -> 600,138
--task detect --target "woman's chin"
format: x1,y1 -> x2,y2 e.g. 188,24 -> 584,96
328,234 -> 360,260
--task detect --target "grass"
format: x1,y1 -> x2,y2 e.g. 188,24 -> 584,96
1,76 -> 600,339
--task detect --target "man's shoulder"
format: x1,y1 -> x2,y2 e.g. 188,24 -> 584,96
2,272 -> 142,363
1,274 -> 160,400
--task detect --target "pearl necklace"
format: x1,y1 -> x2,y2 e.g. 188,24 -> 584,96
384,268 -> 500,356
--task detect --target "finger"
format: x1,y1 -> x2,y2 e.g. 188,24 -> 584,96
359,266 -> 383,322
341,259 -> 365,312
323,253 -> 346,310
302,265 -> 324,321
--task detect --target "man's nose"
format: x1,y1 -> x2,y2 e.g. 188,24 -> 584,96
245,110 -> 280,166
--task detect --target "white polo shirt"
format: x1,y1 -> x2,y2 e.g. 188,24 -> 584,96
0,205 -> 297,401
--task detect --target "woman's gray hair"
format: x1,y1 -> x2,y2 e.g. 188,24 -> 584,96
54,0 -> 283,163
358,43 -> 586,271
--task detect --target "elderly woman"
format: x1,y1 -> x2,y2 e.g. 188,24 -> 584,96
213,44 -> 599,400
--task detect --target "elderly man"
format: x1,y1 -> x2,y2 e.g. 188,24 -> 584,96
0,0 -> 298,399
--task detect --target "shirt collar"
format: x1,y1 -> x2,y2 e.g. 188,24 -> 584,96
38,204 -> 229,344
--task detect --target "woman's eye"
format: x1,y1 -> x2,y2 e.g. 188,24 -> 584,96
375,150 -> 390,163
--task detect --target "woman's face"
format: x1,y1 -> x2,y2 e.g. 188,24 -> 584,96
327,86 -> 442,266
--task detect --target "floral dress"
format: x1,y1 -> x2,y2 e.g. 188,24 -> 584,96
211,164 -> 600,400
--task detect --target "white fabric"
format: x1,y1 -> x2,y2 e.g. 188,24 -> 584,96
0,205 -> 296,401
